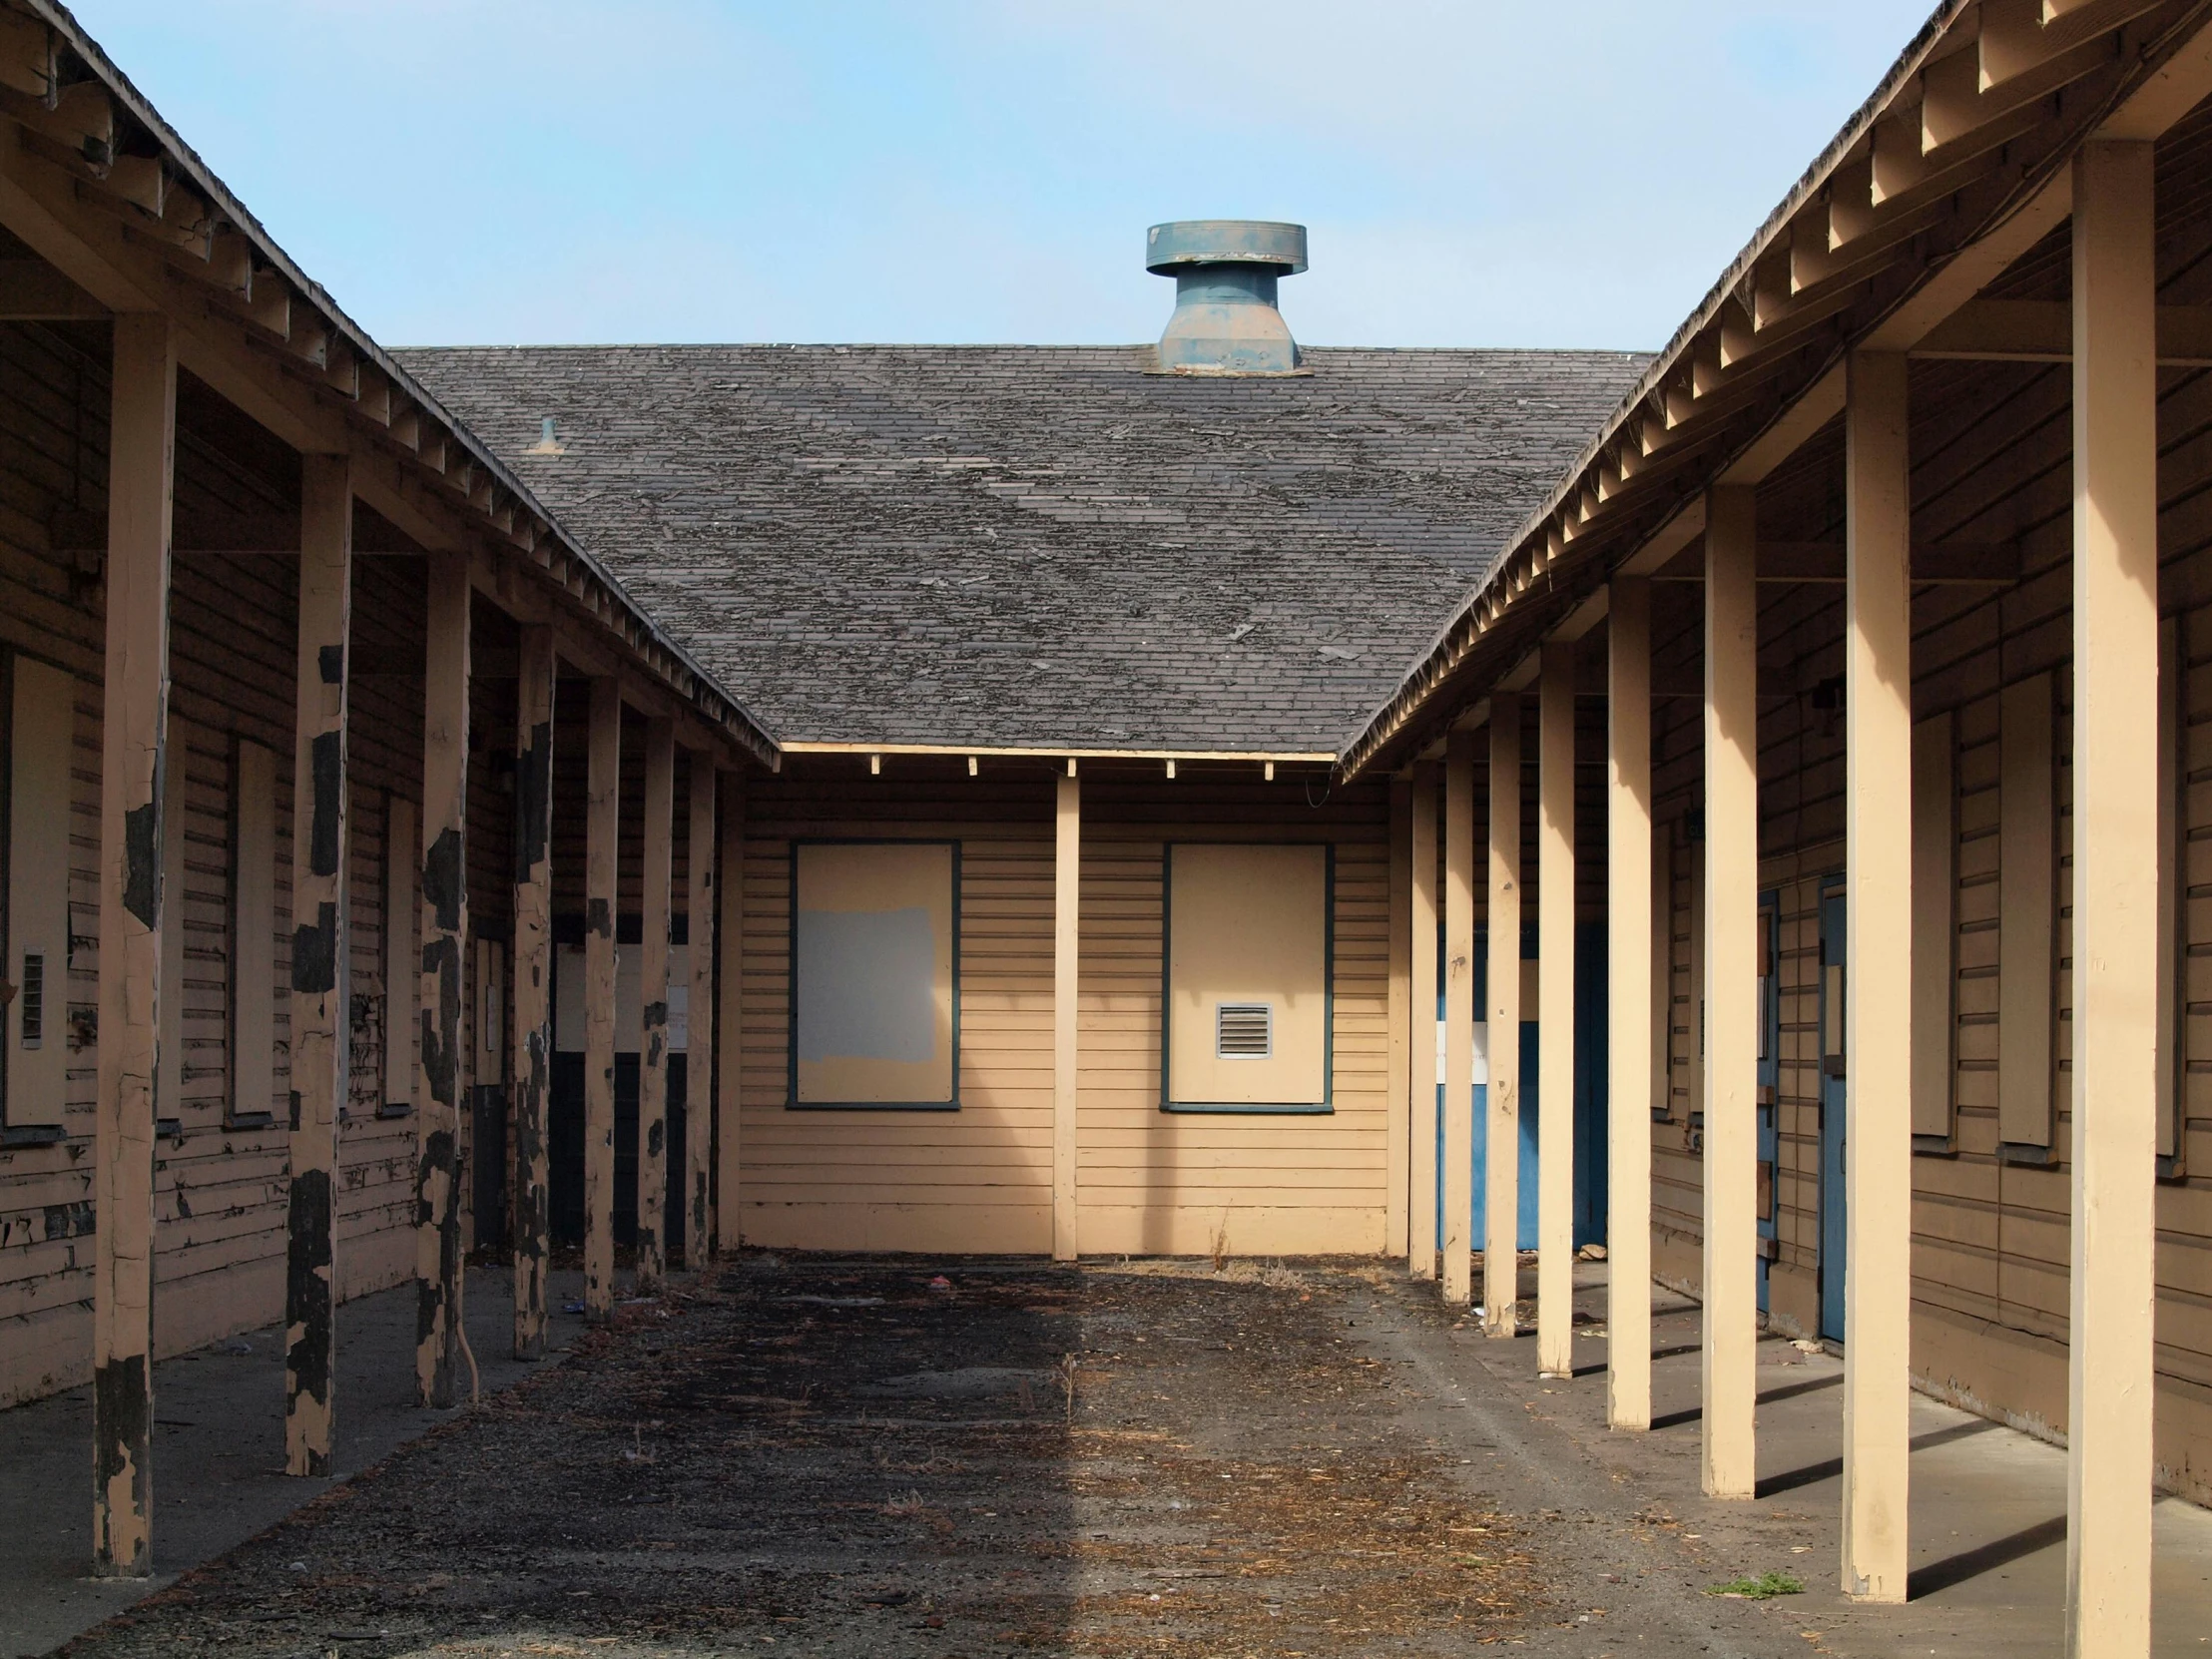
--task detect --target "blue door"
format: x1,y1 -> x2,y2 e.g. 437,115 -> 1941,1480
1437,922 -> 1608,1253
1819,882 -> 1848,1342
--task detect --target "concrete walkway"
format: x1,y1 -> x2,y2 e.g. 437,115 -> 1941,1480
1377,1260 -> 2212,1656
0,1267 -> 588,1658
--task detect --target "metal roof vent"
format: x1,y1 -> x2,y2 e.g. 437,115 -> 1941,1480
1147,220 -> 1308,375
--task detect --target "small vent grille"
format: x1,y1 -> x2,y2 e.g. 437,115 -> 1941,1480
1216,1002 -> 1272,1059
20,952 -> 43,1049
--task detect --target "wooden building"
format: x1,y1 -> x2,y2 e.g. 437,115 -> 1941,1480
1340,3 -> 2212,1647
7,1 -> 2212,1653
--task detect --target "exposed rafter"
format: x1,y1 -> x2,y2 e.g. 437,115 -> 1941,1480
1340,0 -> 2212,783
0,0 -> 778,770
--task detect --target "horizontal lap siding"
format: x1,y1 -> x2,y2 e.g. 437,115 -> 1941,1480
1642,473 -> 2212,1494
729,767 -> 1395,1258
0,322 -> 435,1402
1075,775 -> 1389,1258
735,772 -> 1056,1254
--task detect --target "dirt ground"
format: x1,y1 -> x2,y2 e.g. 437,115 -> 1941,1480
51,1255 -> 1817,1659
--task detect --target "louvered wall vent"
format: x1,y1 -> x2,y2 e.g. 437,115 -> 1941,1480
1216,1002 -> 1273,1059
19,951 -> 43,1049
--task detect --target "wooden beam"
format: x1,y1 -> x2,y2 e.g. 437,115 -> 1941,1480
2064,137 -> 2158,1659
1912,297 -> 2212,362
1053,770 -> 1081,1261
1653,540 -> 2022,585
1842,349 -> 1914,1602
1409,762 -> 1440,1283
0,129 -> 771,769
1606,576 -> 1654,1432
714,769 -> 746,1256
284,451 -> 351,1477
1702,484 -> 1759,1501
1981,0 -> 2163,93
684,749 -> 717,1265
1719,362 -> 1844,488
583,678 -> 620,1319
2099,2 -> 2212,138
413,549 -> 468,1407
1484,700 -> 1523,1335
52,504 -> 426,556
510,626 -> 555,1353
91,311 -> 173,1579
1386,778 -> 1411,1262
636,719 -> 675,1294
1442,726 -> 1477,1310
1865,170 -> 2073,351
1620,495 -> 1707,577
1536,643 -> 1576,1381
0,255 -> 100,317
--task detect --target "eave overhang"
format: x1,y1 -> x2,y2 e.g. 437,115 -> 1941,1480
1338,0 -> 2212,785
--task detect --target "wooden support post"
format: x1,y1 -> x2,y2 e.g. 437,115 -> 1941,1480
1053,770 -> 1080,1261
1607,576 -> 1654,1430
636,719 -> 675,1293
510,628 -> 555,1356
583,679 -> 620,1318
2066,137 -> 2158,1659
1441,728 -> 1477,1306
284,451 -> 352,1477
413,549 -> 469,1406
685,750 -> 717,1265
1702,484 -> 1758,1500
1386,778 -> 1411,1260
1485,697 -> 1524,1337
1843,347 -> 1913,1600
714,769 -> 745,1255
91,312 -> 174,1577
1537,644 -> 1576,1379
1409,763 -> 1440,1280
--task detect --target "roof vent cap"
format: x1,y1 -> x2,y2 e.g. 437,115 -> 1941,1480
1146,220 -> 1308,376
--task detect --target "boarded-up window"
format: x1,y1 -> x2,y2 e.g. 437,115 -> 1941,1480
1914,709 -> 1958,1145
156,715 -> 193,1126
384,794 -> 416,1112
232,739 -> 276,1127
1650,827 -> 1669,1118
1998,672 -> 2056,1157
2160,615 -> 2183,1169
6,657 -> 73,1131
790,841 -> 957,1109
1164,842 -> 1331,1113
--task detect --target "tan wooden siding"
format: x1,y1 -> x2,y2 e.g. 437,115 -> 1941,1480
1072,774 -> 1390,1258
734,769 -> 1057,1254
727,766 -> 1397,1258
1634,508 -> 2212,1499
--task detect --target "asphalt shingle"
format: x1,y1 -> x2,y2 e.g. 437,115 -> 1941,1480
397,343 -> 1647,754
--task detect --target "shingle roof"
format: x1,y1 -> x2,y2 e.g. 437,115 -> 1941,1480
396,343 -> 1648,754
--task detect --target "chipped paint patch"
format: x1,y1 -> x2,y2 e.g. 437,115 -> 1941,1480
284,1167 -> 334,1476
92,1352 -> 150,1577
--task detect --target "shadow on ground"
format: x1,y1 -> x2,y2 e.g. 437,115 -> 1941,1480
54,1256 -> 1534,1658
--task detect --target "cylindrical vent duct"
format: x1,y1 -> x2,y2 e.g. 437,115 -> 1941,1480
1146,220 -> 1308,375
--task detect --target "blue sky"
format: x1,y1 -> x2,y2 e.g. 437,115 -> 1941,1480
74,1 -> 1936,351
